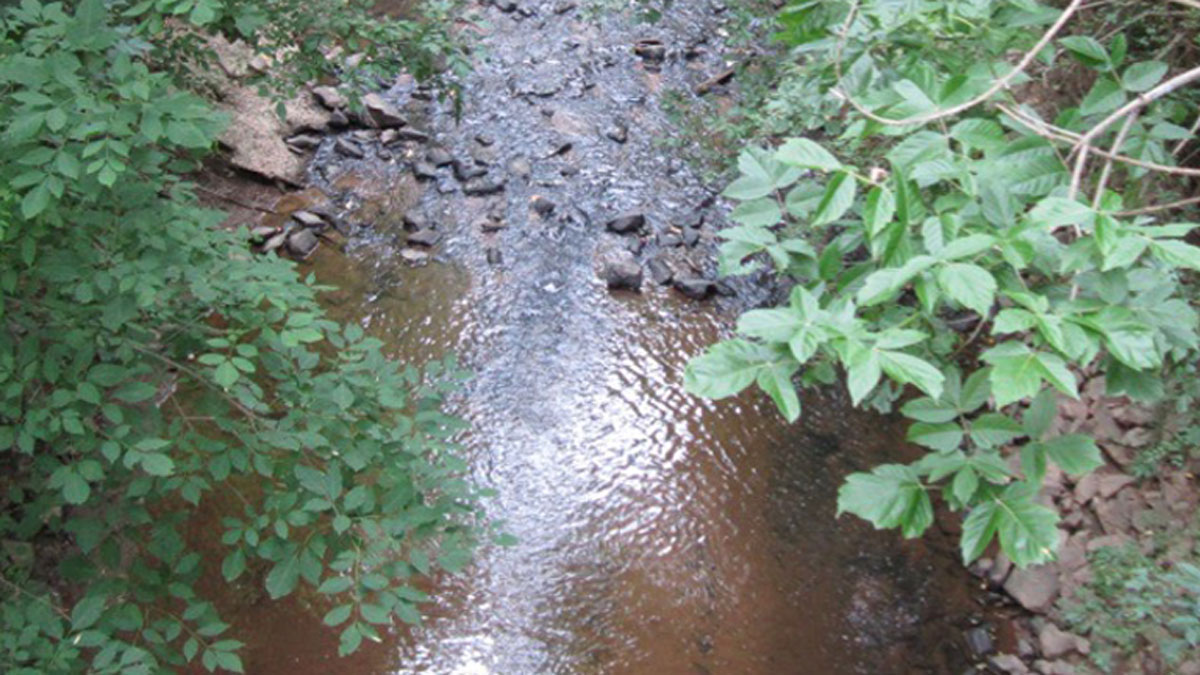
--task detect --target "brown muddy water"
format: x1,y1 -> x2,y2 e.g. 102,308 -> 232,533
203,1 -> 995,673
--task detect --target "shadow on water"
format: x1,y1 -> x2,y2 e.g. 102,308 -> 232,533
202,1 -> 995,672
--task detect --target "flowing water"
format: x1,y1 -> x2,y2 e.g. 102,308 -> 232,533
209,1 -> 993,672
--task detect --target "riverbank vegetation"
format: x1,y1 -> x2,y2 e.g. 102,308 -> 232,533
0,1 -> 480,672
685,0 -> 1200,567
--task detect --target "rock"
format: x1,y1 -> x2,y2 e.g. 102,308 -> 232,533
530,196 -> 556,217
658,233 -> 682,248
362,93 -> 407,128
553,1 -> 576,14
1003,565 -> 1059,613
507,156 -> 532,178
1074,472 -> 1100,504
1111,402 -> 1156,427
599,251 -> 642,291
475,133 -> 495,147
648,257 -> 673,285
402,210 -> 429,232
463,177 -> 506,196
413,161 -> 439,180
674,277 -> 715,300
335,137 -> 365,158
407,229 -> 441,247
396,128 -> 431,144
453,159 -> 488,181
286,133 -> 322,151
427,147 -> 454,166
988,554 -> 1013,588
634,39 -> 667,63
217,68 -> 331,184
682,226 -> 701,247
625,237 -> 645,255
470,144 -> 498,165
493,0 -> 517,12
262,230 -> 288,253
987,654 -> 1030,675
292,210 -> 326,228
399,248 -> 430,265
1095,488 -> 1141,535
476,217 -> 506,233
486,247 -> 503,265
286,229 -> 319,258
607,213 -> 645,234
1096,473 -> 1136,499
1059,532 -> 1089,572
1086,532 -> 1133,552
250,225 -> 279,242
1120,427 -> 1154,448
1032,659 -> 1076,675
1038,623 -> 1086,659
604,121 -> 628,144
965,626 -> 995,658
312,85 -> 347,110
327,109 -> 351,129
380,129 -> 401,145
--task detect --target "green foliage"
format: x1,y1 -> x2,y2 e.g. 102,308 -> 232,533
1063,541 -> 1200,671
685,0 -> 1200,567
0,0 -> 481,672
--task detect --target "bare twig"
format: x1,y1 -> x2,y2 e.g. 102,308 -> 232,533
1071,66 -> 1200,155
832,0 -> 1086,127
1172,113 -> 1200,156
1092,112 -> 1138,208
1114,195 -> 1200,216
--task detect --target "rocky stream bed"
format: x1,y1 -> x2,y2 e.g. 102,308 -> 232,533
192,1 -> 1200,674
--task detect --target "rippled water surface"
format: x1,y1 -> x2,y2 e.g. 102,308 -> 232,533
207,1 -> 989,672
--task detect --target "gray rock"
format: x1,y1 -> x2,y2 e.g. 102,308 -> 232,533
286,133 -> 322,151
965,626 -> 995,658
402,210 -> 429,232
312,85 -> 347,110
507,156 -> 532,178
599,251 -> 642,291
1038,623 -> 1086,659
531,196 -> 556,217
674,277 -> 715,300
407,229 -> 441,247
553,1 -> 576,13
250,225 -> 279,242
648,257 -> 673,285
634,39 -> 667,63
604,121 -> 628,144
395,128 -> 431,143
470,144 -> 498,166
463,177 -> 506,196
658,232 -> 682,247
335,137 -> 365,158
494,0 -> 517,12
475,133 -> 496,147
399,248 -> 430,265
453,159 -> 488,181
1003,565 -> 1059,613
486,247 -> 503,265
413,161 -> 439,180
607,212 -> 645,234
682,226 -> 701,247
362,93 -> 407,128
262,230 -> 288,253
327,109 -> 351,129
987,654 -> 1030,675
427,147 -> 454,167
292,210 -> 326,228
1097,473 -> 1136,499
286,229 -> 319,258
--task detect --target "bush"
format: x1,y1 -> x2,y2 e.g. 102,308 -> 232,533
685,0 -> 1200,567
0,0 -> 482,672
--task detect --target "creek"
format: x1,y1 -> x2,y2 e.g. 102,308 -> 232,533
208,1 -> 992,672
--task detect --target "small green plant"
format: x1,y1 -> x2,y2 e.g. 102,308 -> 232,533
0,0 -> 483,672
1063,541 -> 1200,671
685,0 -> 1200,568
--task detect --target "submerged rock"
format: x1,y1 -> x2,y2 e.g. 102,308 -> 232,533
463,177 -> 507,196
607,212 -> 645,234
598,250 -> 642,291
335,137 -> 365,158
286,229 -> 319,258
427,146 -> 454,167
648,257 -> 673,285
673,277 -> 714,300
407,229 -> 442,247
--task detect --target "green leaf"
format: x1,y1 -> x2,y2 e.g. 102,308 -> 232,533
961,500 -> 999,565
265,556 -> 300,599
993,483 -> 1060,566
950,118 -> 1007,152
222,549 -> 246,582
900,397 -> 958,423
981,343 -> 1078,407
166,121 -> 210,149
1122,60 -> 1167,92
318,576 -> 353,595
338,624 -> 362,656
907,422 -> 964,452
776,138 -> 842,172
937,263 -> 996,315
811,172 -> 856,226
969,413 -> 1023,448
844,346 -> 881,405
756,362 -> 801,422
685,340 -> 776,399
1080,77 -> 1125,117
71,595 -> 107,630
837,464 -> 932,539
213,361 -> 239,388
1059,36 -> 1110,69
879,350 -> 944,399
862,186 -> 896,238
938,234 -> 996,261
1151,240 -> 1200,272
1023,388 -> 1057,440
1040,434 -> 1103,476
952,467 -> 980,504
1028,197 -> 1094,230
730,198 -> 782,228
140,453 -> 175,476
737,308 -> 803,343
62,469 -> 91,505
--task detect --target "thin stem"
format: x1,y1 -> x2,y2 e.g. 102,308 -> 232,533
1113,195 -> 1200,217
1092,112 -> 1138,208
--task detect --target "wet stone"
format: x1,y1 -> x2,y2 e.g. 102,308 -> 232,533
250,225 -> 279,242
604,121 -> 629,144
453,159 -> 488,181
262,230 -> 288,253
470,144 -> 498,166
530,195 -> 556,217
599,250 -> 642,291
399,248 -> 430,265
648,257 -> 673,285
286,133 -> 322,151
486,247 -> 503,265
674,277 -> 714,300
553,1 -> 576,14
659,232 -> 682,248
335,137 -> 365,159
475,133 -> 496,146
607,212 -> 645,234
291,210 -> 326,229
493,0 -> 517,12
286,229 -> 319,258
463,177 -> 507,196
407,229 -> 442,247
362,92 -> 407,128
427,146 -> 454,167
312,85 -> 347,110
403,210 -> 429,232
682,226 -> 701,247
477,217 -> 506,233
965,626 -> 994,658
507,156 -> 532,178
413,161 -> 439,180
395,128 -> 431,143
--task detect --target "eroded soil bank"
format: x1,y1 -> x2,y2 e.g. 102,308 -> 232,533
199,1 -> 1003,672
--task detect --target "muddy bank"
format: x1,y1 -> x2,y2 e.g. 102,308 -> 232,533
193,0 -> 1012,673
